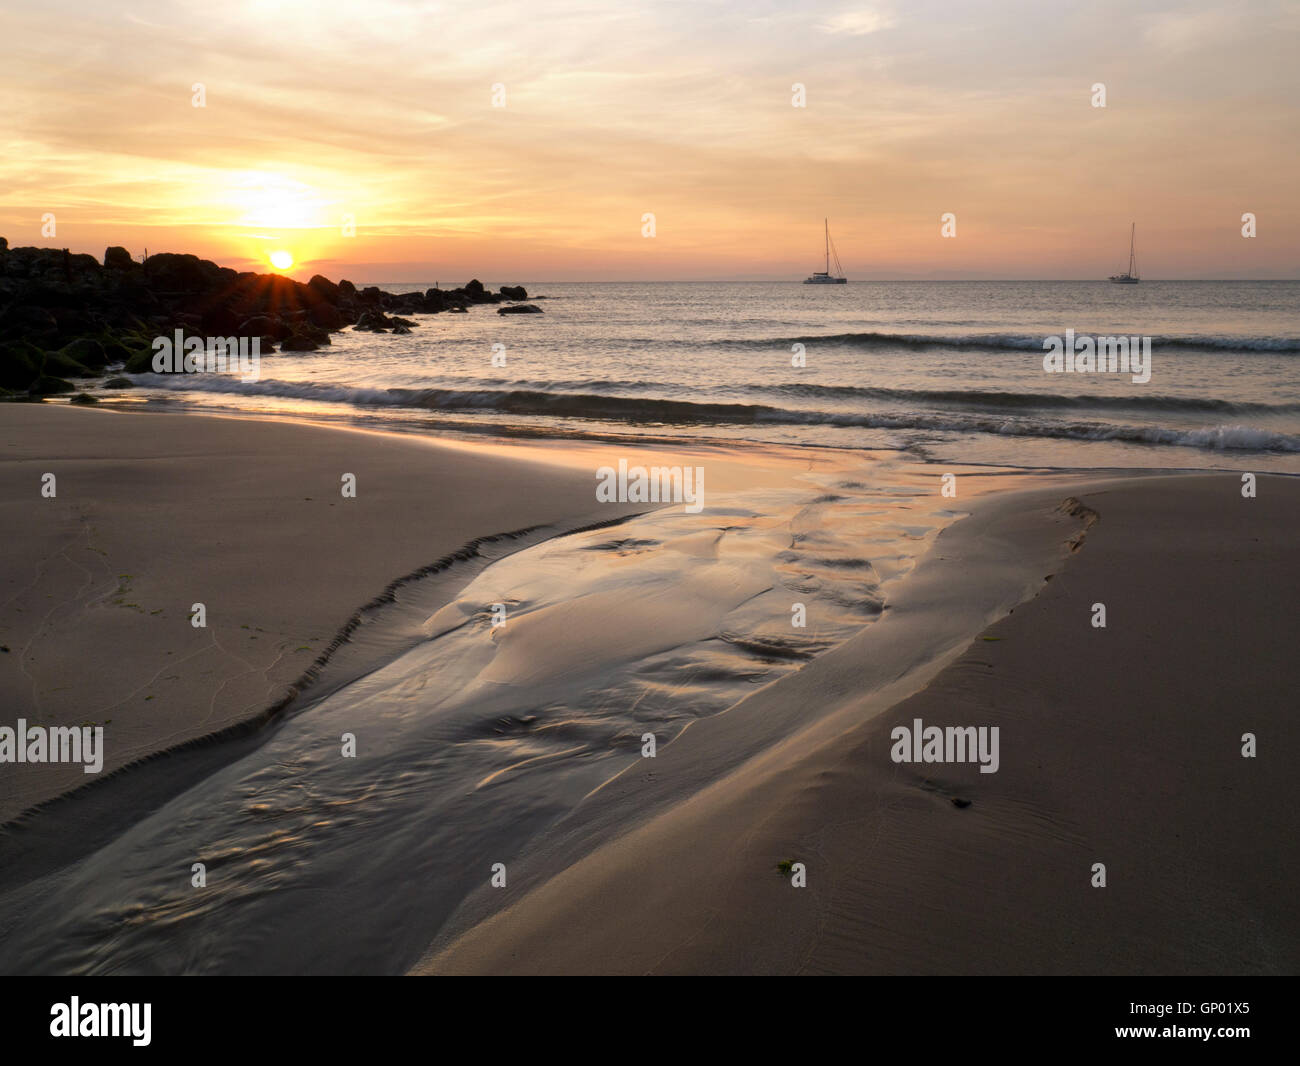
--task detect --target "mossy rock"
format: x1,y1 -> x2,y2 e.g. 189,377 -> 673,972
123,348 -> 158,373
100,338 -> 138,366
42,350 -> 94,378
0,342 -> 40,390
103,376 -> 134,389
69,392 -> 99,405
58,337 -> 109,369
29,375 -> 75,396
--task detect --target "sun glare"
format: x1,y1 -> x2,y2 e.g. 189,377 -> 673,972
270,250 -> 294,271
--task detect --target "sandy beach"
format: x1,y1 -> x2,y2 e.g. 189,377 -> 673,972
0,403 -> 647,823
1,403 -> 1295,976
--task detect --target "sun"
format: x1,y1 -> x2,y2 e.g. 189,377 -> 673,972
269,250 -> 294,271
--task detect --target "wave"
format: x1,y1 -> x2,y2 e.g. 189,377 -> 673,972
369,376 -> 1300,415
745,382 -> 1300,414
711,331 -> 1300,353
128,373 -> 1300,452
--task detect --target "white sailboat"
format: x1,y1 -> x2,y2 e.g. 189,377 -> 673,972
1109,223 -> 1140,284
804,218 -> 847,284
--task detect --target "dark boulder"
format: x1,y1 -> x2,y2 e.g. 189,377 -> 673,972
499,285 -> 527,300
0,342 -> 40,390
58,337 -> 109,369
354,310 -> 394,332
0,305 -> 59,342
201,306 -> 241,336
280,334 -> 320,352
104,246 -> 135,270
309,302 -> 344,329
497,304 -> 543,315
29,375 -> 75,396
306,274 -> 340,304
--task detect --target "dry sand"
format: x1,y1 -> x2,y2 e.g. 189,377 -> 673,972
418,473 -> 1299,975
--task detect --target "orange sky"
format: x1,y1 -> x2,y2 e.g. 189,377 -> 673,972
1,0 -> 1296,280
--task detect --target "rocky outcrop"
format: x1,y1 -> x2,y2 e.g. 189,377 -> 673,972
497,304 -> 543,315
0,241 -> 534,397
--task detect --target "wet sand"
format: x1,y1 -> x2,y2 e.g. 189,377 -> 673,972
417,474 -> 1299,975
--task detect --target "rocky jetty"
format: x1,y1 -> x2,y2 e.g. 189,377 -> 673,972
0,240 -> 530,396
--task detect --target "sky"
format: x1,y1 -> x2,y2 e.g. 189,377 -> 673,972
1,0 -> 1296,280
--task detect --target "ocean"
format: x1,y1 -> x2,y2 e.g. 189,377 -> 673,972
119,280 -> 1300,472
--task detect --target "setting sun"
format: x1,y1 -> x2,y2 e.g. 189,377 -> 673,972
269,250 -> 294,271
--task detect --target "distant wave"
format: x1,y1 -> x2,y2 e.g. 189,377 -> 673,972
128,374 -> 1300,452
408,377 -> 1300,415
744,382 -> 1300,414
711,331 -> 1300,353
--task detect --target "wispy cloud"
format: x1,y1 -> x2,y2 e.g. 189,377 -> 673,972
816,7 -> 895,36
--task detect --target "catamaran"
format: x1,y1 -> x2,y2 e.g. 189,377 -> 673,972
1109,223 -> 1140,284
804,219 -> 847,284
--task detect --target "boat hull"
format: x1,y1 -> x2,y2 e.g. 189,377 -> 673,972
804,276 -> 847,284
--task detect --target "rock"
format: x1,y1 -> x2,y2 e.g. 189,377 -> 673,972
306,274 -> 340,304
200,306 -> 241,336
104,246 -> 135,270
309,302 -> 343,329
353,310 -> 394,332
237,315 -> 282,339
951,798 -> 972,809
29,375 -> 75,396
58,337 -> 108,368
280,334 -> 319,352
497,304 -> 543,315
70,392 -> 98,405
338,279 -> 357,298
0,342 -> 40,390
103,376 -> 134,389
392,324 -> 411,335
499,285 -> 527,300
464,278 -> 485,295
43,349 -> 95,378
0,236 -> 7,252
0,305 -> 59,343
142,252 -> 228,294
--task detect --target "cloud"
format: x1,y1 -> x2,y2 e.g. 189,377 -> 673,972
817,7 -> 895,36
1143,6 -> 1238,53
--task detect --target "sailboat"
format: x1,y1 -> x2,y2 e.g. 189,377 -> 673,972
1109,223 -> 1140,284
804,219 -> 847,284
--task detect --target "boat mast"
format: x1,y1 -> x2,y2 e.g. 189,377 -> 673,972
824,218 -> 829,274
1129,223 -> 1136,276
